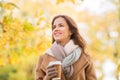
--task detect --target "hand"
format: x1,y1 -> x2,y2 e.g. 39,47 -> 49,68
46,65 -> 58,80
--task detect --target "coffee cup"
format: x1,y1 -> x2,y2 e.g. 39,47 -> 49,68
48,61 -> 61,80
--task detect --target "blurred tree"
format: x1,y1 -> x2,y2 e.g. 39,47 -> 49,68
0,0 -> 52,80
110,0 -> 120,79
0,0 -> 119,80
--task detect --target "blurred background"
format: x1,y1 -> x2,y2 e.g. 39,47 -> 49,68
0,0 -> 120,80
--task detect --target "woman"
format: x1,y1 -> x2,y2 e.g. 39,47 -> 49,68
35,15 -> 97,80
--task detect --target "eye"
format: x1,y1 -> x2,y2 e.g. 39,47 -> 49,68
59,24 -> 64,27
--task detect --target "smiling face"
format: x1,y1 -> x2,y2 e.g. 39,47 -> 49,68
52,17 -> 72,46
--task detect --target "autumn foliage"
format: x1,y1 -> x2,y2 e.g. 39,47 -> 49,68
0,0 -> 120,80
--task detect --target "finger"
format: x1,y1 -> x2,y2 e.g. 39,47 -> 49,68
47,66 -> 55,70
48,71 -> 58,79
46,70 -> 58,80
48,70 -> 58,75
47,73 -> 57,80
47,69 -> 57,76
47,67 -> 57,72
47,65 -> 54,68
49,73 -> 57,79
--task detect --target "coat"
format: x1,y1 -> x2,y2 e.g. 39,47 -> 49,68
35,52 -> 97,80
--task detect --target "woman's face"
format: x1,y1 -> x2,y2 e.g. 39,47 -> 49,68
52,17 -> 72,46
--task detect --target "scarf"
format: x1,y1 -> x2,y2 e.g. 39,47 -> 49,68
46,40 -> 82,79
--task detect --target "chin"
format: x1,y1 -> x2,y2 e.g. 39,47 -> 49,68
55,39 -> 62,43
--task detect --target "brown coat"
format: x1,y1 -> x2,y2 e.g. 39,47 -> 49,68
35,52 -> 97,80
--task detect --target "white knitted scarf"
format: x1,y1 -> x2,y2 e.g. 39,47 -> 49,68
46,40 -> 82,79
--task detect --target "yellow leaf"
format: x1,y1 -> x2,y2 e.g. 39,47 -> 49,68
0,2 -> 3,7
0,58 -> 5,66
4,2 -> 19,10
57,0 -> 64,4
71,0 -> 75,3
39,10 -> 44,16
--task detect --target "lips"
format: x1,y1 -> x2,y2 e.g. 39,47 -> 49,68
54,32 -> 62,36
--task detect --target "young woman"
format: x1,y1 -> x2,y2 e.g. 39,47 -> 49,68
35,15 -> 97,80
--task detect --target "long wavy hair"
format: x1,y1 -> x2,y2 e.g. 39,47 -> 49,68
51,15 -> 86,53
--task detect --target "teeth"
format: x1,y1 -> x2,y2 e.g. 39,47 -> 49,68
55,33 -> 61,36
55,34 -> 60,36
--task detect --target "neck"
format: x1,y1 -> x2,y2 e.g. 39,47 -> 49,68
57,39 -> 70,47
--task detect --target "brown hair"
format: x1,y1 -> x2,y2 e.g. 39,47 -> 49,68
51,15 -> 86,53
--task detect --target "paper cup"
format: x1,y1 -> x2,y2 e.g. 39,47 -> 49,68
48,61 -> 61,80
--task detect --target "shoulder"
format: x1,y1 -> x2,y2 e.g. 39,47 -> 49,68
83,53 -> 92,59
36,53 -> 57,71
38,53 -> 56,62
81,52 -> 94,64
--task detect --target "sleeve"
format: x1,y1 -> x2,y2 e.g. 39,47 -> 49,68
85,57 -> 97,80
35,55 -> 47,80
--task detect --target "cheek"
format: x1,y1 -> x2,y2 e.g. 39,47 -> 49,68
64,31 -> 71,38
52,31 -> 54,36
66,29 -> 72,35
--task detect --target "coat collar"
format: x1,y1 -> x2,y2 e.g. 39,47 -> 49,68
70,53 -> 89,79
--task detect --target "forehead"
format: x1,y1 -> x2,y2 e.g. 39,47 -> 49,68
53,17 -> 67,25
